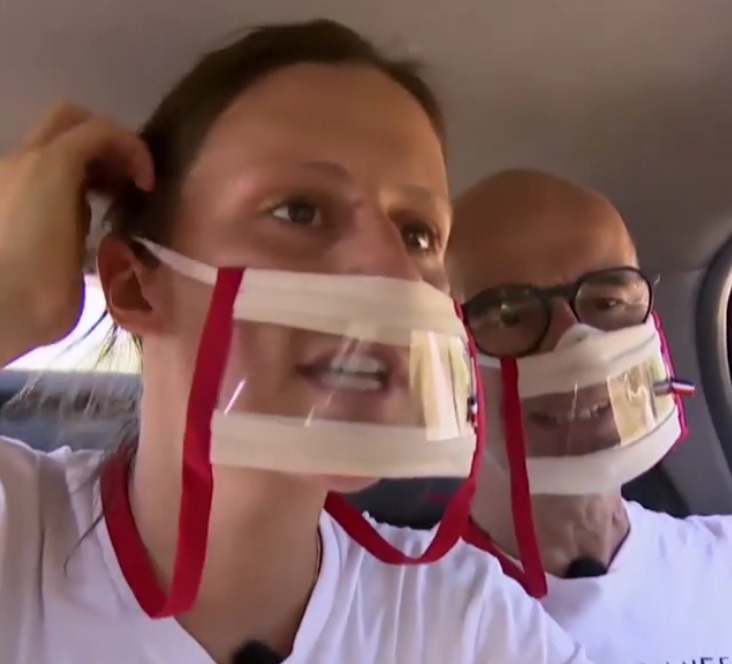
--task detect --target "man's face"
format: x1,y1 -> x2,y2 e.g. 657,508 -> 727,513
450,172 -> 648,458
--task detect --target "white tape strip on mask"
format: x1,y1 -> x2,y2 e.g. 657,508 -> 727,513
525,409 -> 681,495
517,321 -> 661,397
136,238 -> 466,344
209,412 -> 475,477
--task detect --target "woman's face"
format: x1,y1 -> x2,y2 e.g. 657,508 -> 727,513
141,62 -> 450,489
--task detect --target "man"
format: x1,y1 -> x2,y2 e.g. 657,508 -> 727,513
448,168 -> 732,664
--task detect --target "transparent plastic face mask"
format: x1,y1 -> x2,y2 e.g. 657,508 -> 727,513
211,319 -> 477,478
477,320 -> 694,497
481,353 -> 676,467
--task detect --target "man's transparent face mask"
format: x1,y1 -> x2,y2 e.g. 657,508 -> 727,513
101,238 -> 495,618
478,326 -> 688,496
461,268 -> 693,591
464,267 -> 693,497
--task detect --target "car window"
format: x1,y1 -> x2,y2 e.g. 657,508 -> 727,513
7,277 -> 139,374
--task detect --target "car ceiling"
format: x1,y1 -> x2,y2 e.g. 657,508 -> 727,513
2,0 -> 732,513
2,0 -> 732,270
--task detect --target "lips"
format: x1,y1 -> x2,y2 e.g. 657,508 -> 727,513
311,355 -> 388,392
521,387 -> 620,455
294,344 -> 420,426
524,387 -> 612,424
529,400 -> 612,427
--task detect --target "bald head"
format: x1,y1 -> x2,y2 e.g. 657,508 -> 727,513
447,169 -> 637,301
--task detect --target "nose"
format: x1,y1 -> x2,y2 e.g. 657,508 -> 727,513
335,205 -> 424,282
539,299 -> 578,352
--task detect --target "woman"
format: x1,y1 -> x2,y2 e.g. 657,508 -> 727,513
0,19 -> 590,664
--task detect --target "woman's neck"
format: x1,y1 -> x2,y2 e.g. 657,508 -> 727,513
131,423 -> 325,662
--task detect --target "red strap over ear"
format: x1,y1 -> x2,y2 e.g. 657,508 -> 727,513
101,268 -> 243,617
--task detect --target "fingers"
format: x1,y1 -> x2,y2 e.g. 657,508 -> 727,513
19,104 -> 155,194
53,115 -> 156,193
19,103 -> 90,150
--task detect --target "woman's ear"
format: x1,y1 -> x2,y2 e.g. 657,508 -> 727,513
96,235 -> 170,337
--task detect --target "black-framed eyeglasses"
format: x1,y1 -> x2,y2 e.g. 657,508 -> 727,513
462,267 -> 658,358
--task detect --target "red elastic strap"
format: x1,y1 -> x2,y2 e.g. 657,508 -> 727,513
652,313 -> 691,450
460,356 -> 547,598
101,268 -> 243,617
325,302 -> 485,564
325,463 -> 477,564
467,357 -> 547,598
499,358 -> 547,597
463,517 -> 539,589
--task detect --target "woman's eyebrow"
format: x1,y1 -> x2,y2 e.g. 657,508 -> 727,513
296,160 -> 451,212
398,183 -> 452,217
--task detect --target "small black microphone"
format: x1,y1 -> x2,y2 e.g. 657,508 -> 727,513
230,640 -> 284,664
564,555 -> 608,579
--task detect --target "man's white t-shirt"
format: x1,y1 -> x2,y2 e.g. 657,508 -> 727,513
542,500 -> 732,664
0,437 -> 589,664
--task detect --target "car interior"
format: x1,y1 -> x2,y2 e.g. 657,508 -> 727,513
2,0 -> 732,527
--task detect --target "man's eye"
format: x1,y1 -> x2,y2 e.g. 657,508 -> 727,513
270,200 -> 320,226
402,223 -> 438,253
592,297 -> 624,312
494,304 -> 523,328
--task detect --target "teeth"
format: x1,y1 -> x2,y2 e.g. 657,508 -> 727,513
328,355 -> 386,374
308,354 -> 388,391
319,370 -> 382,391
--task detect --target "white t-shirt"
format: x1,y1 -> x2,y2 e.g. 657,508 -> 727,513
0,437 -> 590,664
542,500 -> 732,664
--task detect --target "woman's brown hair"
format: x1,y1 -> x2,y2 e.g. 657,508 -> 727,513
65,18 -> 445,456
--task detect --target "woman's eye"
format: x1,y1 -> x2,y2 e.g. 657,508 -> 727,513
270,200 -> 320,226
401,223 -> 438,253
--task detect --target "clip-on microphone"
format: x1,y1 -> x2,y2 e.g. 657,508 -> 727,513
231,640 -> 284,664
564,556 -> 608,579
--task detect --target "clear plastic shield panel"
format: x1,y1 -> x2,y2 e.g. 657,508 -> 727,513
208,283 -> 477,479
479,344 -> 680,496
486,355 -> 673,459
